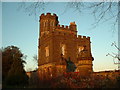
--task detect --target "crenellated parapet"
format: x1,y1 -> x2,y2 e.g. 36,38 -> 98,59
78,35 -> 90,41
40,13 -> 58,20
56,23 -> 77,31
56,24 -> 69,30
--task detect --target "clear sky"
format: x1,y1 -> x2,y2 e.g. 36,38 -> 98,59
2,2 -> 118,72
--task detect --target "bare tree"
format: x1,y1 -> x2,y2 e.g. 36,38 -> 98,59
18,1 -> 47,16
106,42 -> 120,69
18,1 -> 119,29
67,1 -> 119,29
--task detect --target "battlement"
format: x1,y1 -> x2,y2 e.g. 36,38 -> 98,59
40,13 -> 58,19
56,24 -> 69,30
56,24 -> 77,31
78,35 -> 90,41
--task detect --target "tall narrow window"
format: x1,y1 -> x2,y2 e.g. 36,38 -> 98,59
43,22 -> 45,27
50,21 -> 54,26
50,21 -> 52,26
61,44 -> 65,55
45,46 -> 49,57
46,20 -> 48,26
52,21 -> 54,26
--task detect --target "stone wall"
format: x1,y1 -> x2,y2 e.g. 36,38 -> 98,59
38,13 -> 93,80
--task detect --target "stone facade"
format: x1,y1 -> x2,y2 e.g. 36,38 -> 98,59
38,13 -> 94,80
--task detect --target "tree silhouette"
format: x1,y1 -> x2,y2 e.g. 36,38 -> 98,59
2,46 -> 22,81
2,46 -> 28,87
6,58 -> 28,86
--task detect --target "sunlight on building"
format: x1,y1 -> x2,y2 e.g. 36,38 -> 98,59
45,46 -> 49,57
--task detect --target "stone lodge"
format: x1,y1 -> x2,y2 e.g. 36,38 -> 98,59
37,13 -> 94,80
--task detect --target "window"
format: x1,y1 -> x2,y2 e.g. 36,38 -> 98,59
78,46 -> 84,53
61,44 -> 65,55
50,74 -> 52,77
52,21 -> 54,26
45,21 -> 48,26
50,21 -> 54,26
75,69 -> 79,72
43,21 -> 45,27
45,46 -> 49,57
50,21 -> 53,26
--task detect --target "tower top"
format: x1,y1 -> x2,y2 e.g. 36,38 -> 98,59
70,22 -> 76,25
40,13 -> 58,20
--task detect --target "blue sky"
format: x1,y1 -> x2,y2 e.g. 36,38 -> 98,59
2,2 -> 118,72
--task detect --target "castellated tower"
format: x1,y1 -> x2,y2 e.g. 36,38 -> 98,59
38,13 -> 94,80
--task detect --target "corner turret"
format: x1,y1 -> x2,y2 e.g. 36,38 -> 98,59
69,22 -> 77,31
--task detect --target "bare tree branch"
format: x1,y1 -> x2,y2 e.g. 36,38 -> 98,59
18,1 -> 47,16
18,1 -> 119,30
67,1 -> 119,30
106,42 -> 120,67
